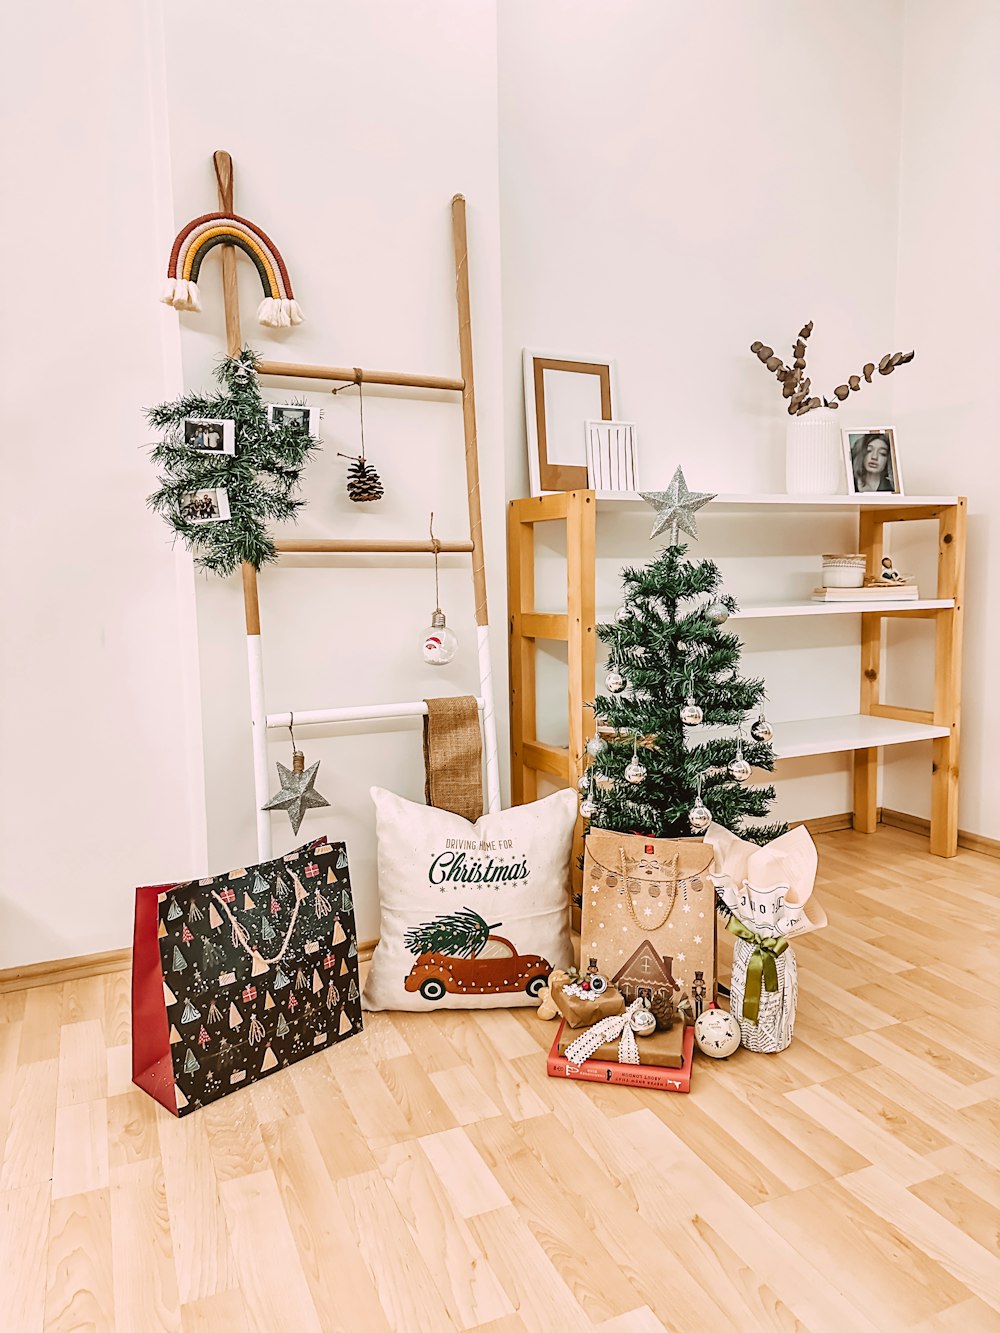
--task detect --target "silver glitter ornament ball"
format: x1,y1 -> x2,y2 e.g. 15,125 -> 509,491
585,735 -> 607,759
680,696 -> 704,726
579,797 -> 599,820
614,604 -> 633,624
705,601 -> 730,625
577,773 -> 591,794
729,756 -> 752,782
688,796 -> 712,831
624,758 -> 647,785
751,715 -> 774,743
605,670 -> 626,694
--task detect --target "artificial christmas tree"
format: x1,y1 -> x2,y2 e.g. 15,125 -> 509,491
585,516 -> 784,845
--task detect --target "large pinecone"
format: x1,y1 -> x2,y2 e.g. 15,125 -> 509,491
650,991 -> 676,1031
346,455 -> 384,502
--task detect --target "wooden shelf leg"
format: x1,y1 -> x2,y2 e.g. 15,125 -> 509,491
855,512 -> 884,835
853,747 -> 879,834
930,500 -> 966,857
566,490 -> 596,893
507,502 -> 537,808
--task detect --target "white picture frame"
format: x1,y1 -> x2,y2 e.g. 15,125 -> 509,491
841,427 -> 903,496
586,420 -> 638,492
179,488 -> 231,524
183,417 -> 235,456
267,403 -> 319,436
522,349 -> 618,496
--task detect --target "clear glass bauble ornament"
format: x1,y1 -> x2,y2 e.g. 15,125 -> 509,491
615,604 -> 633,624
705,601 -> 730,625
579,797 -> 599,820
680,696 -> 704,726
624,758 -> 647,785
751,715 -> 774,743
585,735 -> 607,759
577,773 -> 591,794
605,670 -> 626,694
728,755 -> 752,782
688,795 -> 712,831
629,1007 -> 657,1037
421,609 -> 458,666
594,772 -> 615,793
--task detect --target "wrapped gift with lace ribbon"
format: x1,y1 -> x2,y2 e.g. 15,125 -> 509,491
704,823 -> 826,1053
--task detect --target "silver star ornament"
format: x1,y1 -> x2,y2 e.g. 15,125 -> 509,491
261,755 -> 330,835
640,466 -> 716,545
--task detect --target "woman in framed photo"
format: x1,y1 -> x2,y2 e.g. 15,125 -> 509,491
844,430 -> 902,494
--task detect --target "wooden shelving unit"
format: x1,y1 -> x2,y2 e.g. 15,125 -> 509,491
507,489 -> 966,857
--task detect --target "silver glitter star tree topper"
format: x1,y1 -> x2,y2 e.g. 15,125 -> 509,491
640,466 -> 716,545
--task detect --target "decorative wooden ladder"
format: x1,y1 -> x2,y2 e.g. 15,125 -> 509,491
205,151 -> 500,861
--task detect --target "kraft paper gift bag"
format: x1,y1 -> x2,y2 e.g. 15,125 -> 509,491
705,822 -> 827,1053
580,828 -> 716,1021
132,836 -> 362,1116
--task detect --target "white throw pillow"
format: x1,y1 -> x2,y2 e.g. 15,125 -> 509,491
363,787 -> 577,1011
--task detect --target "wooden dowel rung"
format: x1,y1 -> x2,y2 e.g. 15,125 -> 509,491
274,538 -> 474,554
255,359 -> 464,392
521,613 -> 569,641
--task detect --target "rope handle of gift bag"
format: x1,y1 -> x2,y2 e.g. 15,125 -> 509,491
210,869 -> 307,966
617,848 -> 715,933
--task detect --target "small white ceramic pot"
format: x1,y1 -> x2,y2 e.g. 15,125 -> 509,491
821,554 -> 867,588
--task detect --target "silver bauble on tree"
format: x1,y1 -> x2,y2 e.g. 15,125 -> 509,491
751,714 -> 774,743
586,735 -> 607,759
705,601 -> 730,625
605,670 -> 626,694
625,758 -> 647,785
688,795 -> 712,832
680,696 -> 703,726
579,796 -> 599,820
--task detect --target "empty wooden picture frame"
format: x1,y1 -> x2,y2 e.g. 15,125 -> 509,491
522,350 -> 617,495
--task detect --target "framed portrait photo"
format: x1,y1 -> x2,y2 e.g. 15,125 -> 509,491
842,428 -> 903,496
267,403 -> 318,435
183,417 -> 235,456
522,349 -> 617,495
179,488 -> 231,524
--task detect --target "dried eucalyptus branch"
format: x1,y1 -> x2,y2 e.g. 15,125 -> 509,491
751,322 -> 914,415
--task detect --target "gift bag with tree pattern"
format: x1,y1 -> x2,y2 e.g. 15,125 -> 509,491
132,837 -> 362,1115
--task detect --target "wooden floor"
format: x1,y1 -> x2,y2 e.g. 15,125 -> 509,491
2,827 -> 999,1332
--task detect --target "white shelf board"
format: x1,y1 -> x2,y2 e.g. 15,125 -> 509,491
596,598 -> 954,622
688,713 -> 949,760
594,491 -> 958,509
732,597 -> 953,619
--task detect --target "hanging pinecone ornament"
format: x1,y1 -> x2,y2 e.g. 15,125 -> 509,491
337,374 -> 384,502
344,454 -> 384,503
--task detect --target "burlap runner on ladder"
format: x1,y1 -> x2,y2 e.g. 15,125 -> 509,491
423,696 -> 484,821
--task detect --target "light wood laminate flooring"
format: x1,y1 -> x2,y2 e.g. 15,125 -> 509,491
2,826 -> 999,1331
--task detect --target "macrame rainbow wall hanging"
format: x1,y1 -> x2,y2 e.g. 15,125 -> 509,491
161,211 -> 304,328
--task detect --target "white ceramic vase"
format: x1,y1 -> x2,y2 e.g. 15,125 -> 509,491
785,408 -> 843,494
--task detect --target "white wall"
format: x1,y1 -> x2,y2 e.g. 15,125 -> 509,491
0,2 -> 200,968
883,0 -> 1000,838
3,1 -> 995,972
497,0 -> 907,829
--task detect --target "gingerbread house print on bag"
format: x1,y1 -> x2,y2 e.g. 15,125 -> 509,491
613,941 -> 681,1005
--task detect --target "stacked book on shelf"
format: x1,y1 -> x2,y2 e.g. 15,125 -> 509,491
811,583 -> 919,603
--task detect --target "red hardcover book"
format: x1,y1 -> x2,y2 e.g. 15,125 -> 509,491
546,1020 -> 695,1093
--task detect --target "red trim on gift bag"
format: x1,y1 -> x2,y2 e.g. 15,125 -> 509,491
132,882 -> 179,1116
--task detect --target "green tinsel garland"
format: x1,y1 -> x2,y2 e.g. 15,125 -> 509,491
146,347 -> 319,576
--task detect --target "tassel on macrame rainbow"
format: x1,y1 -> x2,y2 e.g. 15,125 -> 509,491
161,211 -> 304,328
